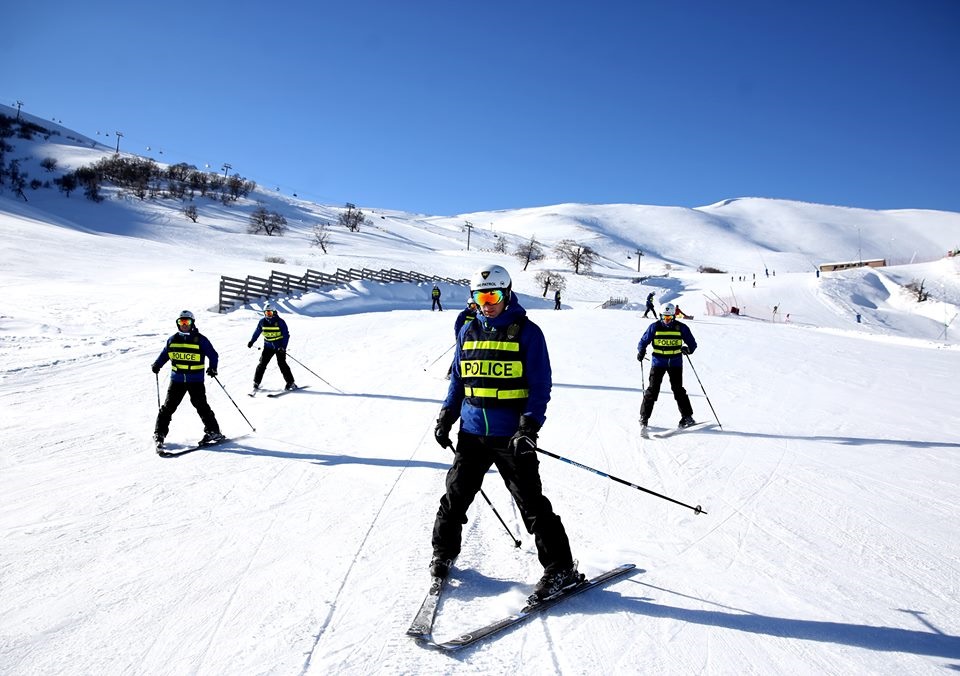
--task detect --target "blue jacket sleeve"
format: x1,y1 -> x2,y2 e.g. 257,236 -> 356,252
250,319 -> 263,344
520,323 -> 552,426
278,318 -> 290,349
201,335 -> 219,370
153,337 -> 172,369
637,324 -> 656,352
681,324 -> 697,353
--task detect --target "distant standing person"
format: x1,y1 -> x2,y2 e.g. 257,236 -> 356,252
643,292 -> 656,318
431,263 -> 582,602
248,302 -> 297,391
554,289 -> 562,310
432,284 -> 443,311
151,310 -> 224,450
637,302 -> 697,430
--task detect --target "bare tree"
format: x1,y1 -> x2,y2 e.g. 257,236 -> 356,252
311,222 -> 332,253
183,204 -> 199,223
248,206 -> 287,236
338,202 -> 368,232
514,236 -> 545,271
534,271 -> 566,297
554,239 -> 599,274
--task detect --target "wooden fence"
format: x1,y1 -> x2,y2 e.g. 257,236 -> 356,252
218,267 -> 468,313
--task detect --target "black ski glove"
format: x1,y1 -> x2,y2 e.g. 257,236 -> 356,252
151,363 -> 161,374
637,350 -> 646,362
434,408 -> 458,449
247,341 -> 253,348
681,345 -> 691,355
206,366 -> 217,377
508,415 -> 541,456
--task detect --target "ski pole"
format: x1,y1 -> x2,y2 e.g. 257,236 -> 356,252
282,351 -> 344,394
684,353 -> 722,430
424,343 -> 456,371
535,446 -> 706,515
155,372 -> 161,409
445,443 -> 521,547
212,375 -> 256,431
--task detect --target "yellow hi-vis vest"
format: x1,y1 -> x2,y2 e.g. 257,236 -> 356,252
652,325 -> 683,357
261,322 -> 283,343
167,335 -> 205,372
460,320 -> 529,408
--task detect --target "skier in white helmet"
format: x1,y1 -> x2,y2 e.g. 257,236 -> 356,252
637,302 -> 698,429
430,263 -> 582,602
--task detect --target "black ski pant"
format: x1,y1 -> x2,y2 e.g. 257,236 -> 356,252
155,381 -> 219,436
639,364 -> 693,421
432,432 -> 574,574
643,304 -> 655,318
254,347 -> 294,386
432,298 -> 443,311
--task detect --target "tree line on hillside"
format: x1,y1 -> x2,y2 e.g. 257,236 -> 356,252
1,113 -> 602,283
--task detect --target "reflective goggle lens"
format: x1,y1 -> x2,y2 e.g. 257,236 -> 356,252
264,310 -> 275,317
177,318 -> 192,327
662,315 -> 674,321
472,289 -> 504,305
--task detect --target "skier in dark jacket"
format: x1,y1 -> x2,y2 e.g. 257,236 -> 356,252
151,310 -> 224,449
446,298 -> 478,379
637,302 -> 697,429
248,302 -> 297,391
453,297 -> 477,338
431,264 -> 581,602
643,292 -> 656,318
554,289 -> 562,310
431,285 -> 443,311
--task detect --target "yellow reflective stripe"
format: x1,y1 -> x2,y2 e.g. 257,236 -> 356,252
464,387 -> 530,400
168,351 -> 202,362
462,340 -> 520,352
173,364 -> 206,370
460,360 -> 523,378
169,342 -> 199,349
262,326 -> 283,341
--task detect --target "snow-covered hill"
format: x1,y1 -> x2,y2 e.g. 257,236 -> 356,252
2,110 -> 960,675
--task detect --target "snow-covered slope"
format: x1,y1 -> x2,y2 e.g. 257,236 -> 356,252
2,113 -> 959,675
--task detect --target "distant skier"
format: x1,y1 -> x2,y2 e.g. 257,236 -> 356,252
637,302 -> 697,430
554,289 -> 562,310
431,284 -> 443,311
248,302 -> 297,391
431,263 -> 582,602
643,292 -> 656,318
151,310 -> 224,449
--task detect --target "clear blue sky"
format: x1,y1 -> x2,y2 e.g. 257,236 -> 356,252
5,0 -> 959,216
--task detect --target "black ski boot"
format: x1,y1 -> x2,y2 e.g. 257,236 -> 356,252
529,564 -> 584,602
429,556 -> 454,579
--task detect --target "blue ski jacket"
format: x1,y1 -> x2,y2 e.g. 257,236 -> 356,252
153,329 -> 219,383
443,294 -> 551,436
637,319 -> 697,368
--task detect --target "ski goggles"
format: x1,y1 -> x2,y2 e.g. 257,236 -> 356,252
264,310 -> 275,317
177,317 -> 193,328
472,289 -> 505,306
661,314 -> 675,321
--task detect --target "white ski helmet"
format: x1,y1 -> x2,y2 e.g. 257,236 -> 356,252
661,302 -> 676,317
264,302 -> 277,315
470,264 -> 512,292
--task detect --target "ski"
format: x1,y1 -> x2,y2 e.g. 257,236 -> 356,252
266,385 -> 309,398
652,422 -> 715,438
405,576 -> 446,639
415,563 -> 636,652
157,436 -> 232,457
